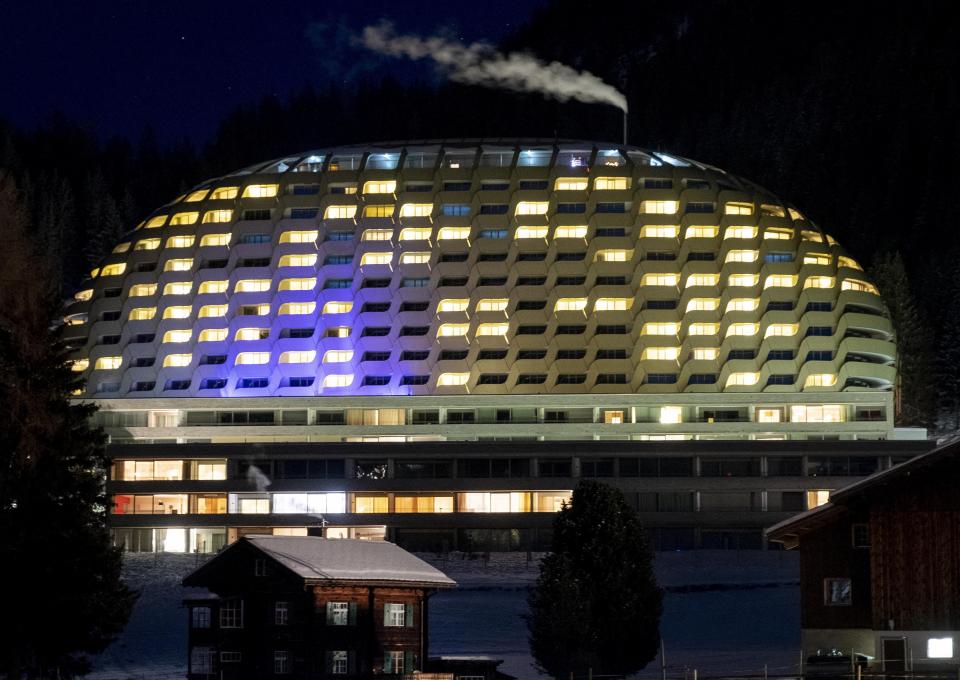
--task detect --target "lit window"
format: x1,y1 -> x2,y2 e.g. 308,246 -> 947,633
764,274 -> 797,288
184,189 -> 209,202
726,372 -> 759,387
764,228 -> 793,240
641,273 -> 679,286
823,577 -> 851,606
162,306 -> 192,319
757,408 -> 781,423
685,273 -> 720,288
143,215 -> 167,229
280,230 -> 318,244
361,229 -> 392,242
725,249 -> 758,263
164,259 -> 193,272
100,263 -> 126,277
324,205 -> 358,220
164,281 -> 193,296
693,347 -> 720,360
642,347 -> 680,361
659,406 -> 683,424
555,178 -> 588,191
400,252 -> 430,264
597,249 -> 629,262
685,225 -> 719,239
555,298 -> 588,311
842,278 -> 879,295
129,283 -> 157,297
640,225 -> 679,238
202,209 -> 233,223
199,233 -> 230,247
688,322 -> 720,336
198,328 -> 227,342
594,176 -> 630,190
278,302 -> 316,315
788,208 -> 804,221
438,299 -> 469,313
801,229 -> 824,242
322,374 -> 354,388
74,289 -> 93,301
725,298 -> 759,312
399,203 -> 433,218
399,227 -> 432,241
360,252 -> 393,266
765,323 -> 798,338
476,323 -> 509,336
515,226 -> 549,239
236,352 -> 270,365
438,323 -> 469,337
234,279 -> 271,293
94,356 -> 123,370
235,328 -> 268,341
804,373 -> 837,388
789,404 -> 844,423
476,299 -> 508,312
323,350 -> 354,364
163,329 -> 192,343
135,238 -> 160,251
364,204 -> 396,218
727,273 -> 759,287
437,373 -> 469,386
327,327 -> 350,338
210,186 -> 238,200
170,212 -> 199,226
363,180 -> 397,194
838,256 -> 863,271
322,301 -> 353,314
128,307 -> 156,321
275,278 -> 316,293
642,322 -> 679,336
595,298 -> 630,311
803,252 -> 832,265
278,253 -> 317,267
554,225 -> 588,239
640,200 -> 678,214
804,276 -> 835,289
725,201 -> 753,215
515,201 -> 548,216
725,226 -> 758,239
437,227 -> 470,240
279,350 -> 316,364
163,353 -> 192,368
761,203 -> 786,218
241,184 -> 278,199
198,280 -> 228,294
71,358 -> 90,372
928,638 -> 954,660
726,322 -> 759,337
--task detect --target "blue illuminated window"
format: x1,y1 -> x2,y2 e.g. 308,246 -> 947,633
764,252 -> 793,263
200,378 -> 227,389
478,229 -> 507,239
517,149 -> 552,167
238,377 -> 269,389
324,278 -> 353,289
326,231 -> 354,241
441,204 -> 471,217
165,379 -> 191,391
287,377 -> 315,387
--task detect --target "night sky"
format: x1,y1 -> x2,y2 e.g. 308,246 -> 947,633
0,0 -> 544,145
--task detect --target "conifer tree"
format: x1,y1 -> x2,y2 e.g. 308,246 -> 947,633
0,170 -> 136,677
527,481 -> 662,679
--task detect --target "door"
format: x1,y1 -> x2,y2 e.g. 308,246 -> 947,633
882,638 -> 906,673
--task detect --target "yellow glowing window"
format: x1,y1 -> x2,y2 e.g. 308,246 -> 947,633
95,356 -> 123,370
788,208 -> 804,221
400,203 -> 433,218
838,256 -> 863,271
361,229 -> 393,241
163,282 -> 193,296
279,230 -> 318,244
162,354 -> 192,368
198,304 -> 227,318
642,273 -> 679,286
801,229 -> 823,243
842,278 -> 879,295
476,323 -> 509,336
640,225 -> 679,238
726,322 -> 759,337
595,298 -> 630,312
128,307 -> 156,321
725,249 -> 758,263
804,253 -> 832,265
725,201 -> 754,215
129,283 -> 157,297
235,352 -> 270,365
757,408 -> 782,423
438,299 -> 469,313
353,495 -> 389,513
400,252 -> 430,264
112,242 -> 130,254
399,227 -> 432,241
198,328 -> 228,342
555,178 -> 588,191
323,350 -> 354,364
135,238 -> 161,251
642,322 -> 679,336
761,203 -> 786,218
554,225 -> 588,239
764,228 -> 794,240
360,252 -> 393,266
184,189 -> 208,202
279,350 -> 316,364
322,301 -> 353,314
726,372 -> 759,387
247,304 -> 270,315
235,279 -> 271,293
242,184 -> 278,198
640,200 -> 678,215
210,186 -> 238,200
74,289 -> 93,301
437,373 -> 469,386
90,267 -> 101,278
278,277 -> 317,290
169,212 -> 199,226
725,226 -> 758,240
685,273 -> 720,288
200,233 -> 230,247
278,253 -> 317,267
143,215 -> 167,229
659,406 -> 683,424
642,346 -> 680,361
325,205 -> 358,220
725,298 -> 759,313
765,323 -> 799,338
686,298 -> 719,312
202,209 -> 233,223
363,204 -> 396,218
685,225 -> 719,239
438,227 -> 470,240
278,302 -> 316,315
71,358 -> 90,372
515,226 -> 549,239
438,323 -> 469,337
198,280 -> 228,294
100,263 -> 126,276
597,249 -> 629,262
515,201 -> 548,216
555,298 -> 588,312
162,329 -> 192,344
594,177 -> 630,190
764,274 -> 797,288
728,273 -> 759,287
826,234 -> 838,246
790,404 -> 844,423
693,347 -> 720,360
363,180 -> 397,194
804,276 -> 835,289
394,496 -> 454,513
476,299 -> 508,312
162,306 -> 191,320
322,374 -> 354,388
235,328 -> 268,341
163,259 -> 193,273
804,373 -> 837,388
327,327 -> 350,338
688,322 -> 720,336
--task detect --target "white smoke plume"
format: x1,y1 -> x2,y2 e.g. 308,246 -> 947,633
360,22 -> 627,113
246,464 -> 272,493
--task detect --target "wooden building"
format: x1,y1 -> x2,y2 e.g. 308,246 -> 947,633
767,440 -> 960,671
182,535 -> 455,678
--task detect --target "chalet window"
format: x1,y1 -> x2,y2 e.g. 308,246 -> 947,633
331,650 -> 349,675
852,524 -> 870,549
275,650 -> 291,675
220,598 -> 243,628
221,651 -> 241,662
190,646 -> 214,674
384,602 -> 413,627
275,601 -> 289,626
823,578 -> 852,606
326,601 -> 355,626
191,606 -> 211,629
384,650 -> 405,674
255,558 -> 267,576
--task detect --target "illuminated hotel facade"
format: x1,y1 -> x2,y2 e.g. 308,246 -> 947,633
62,140 -> 930,553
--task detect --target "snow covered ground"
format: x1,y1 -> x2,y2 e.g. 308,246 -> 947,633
88,550 -> 799,680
